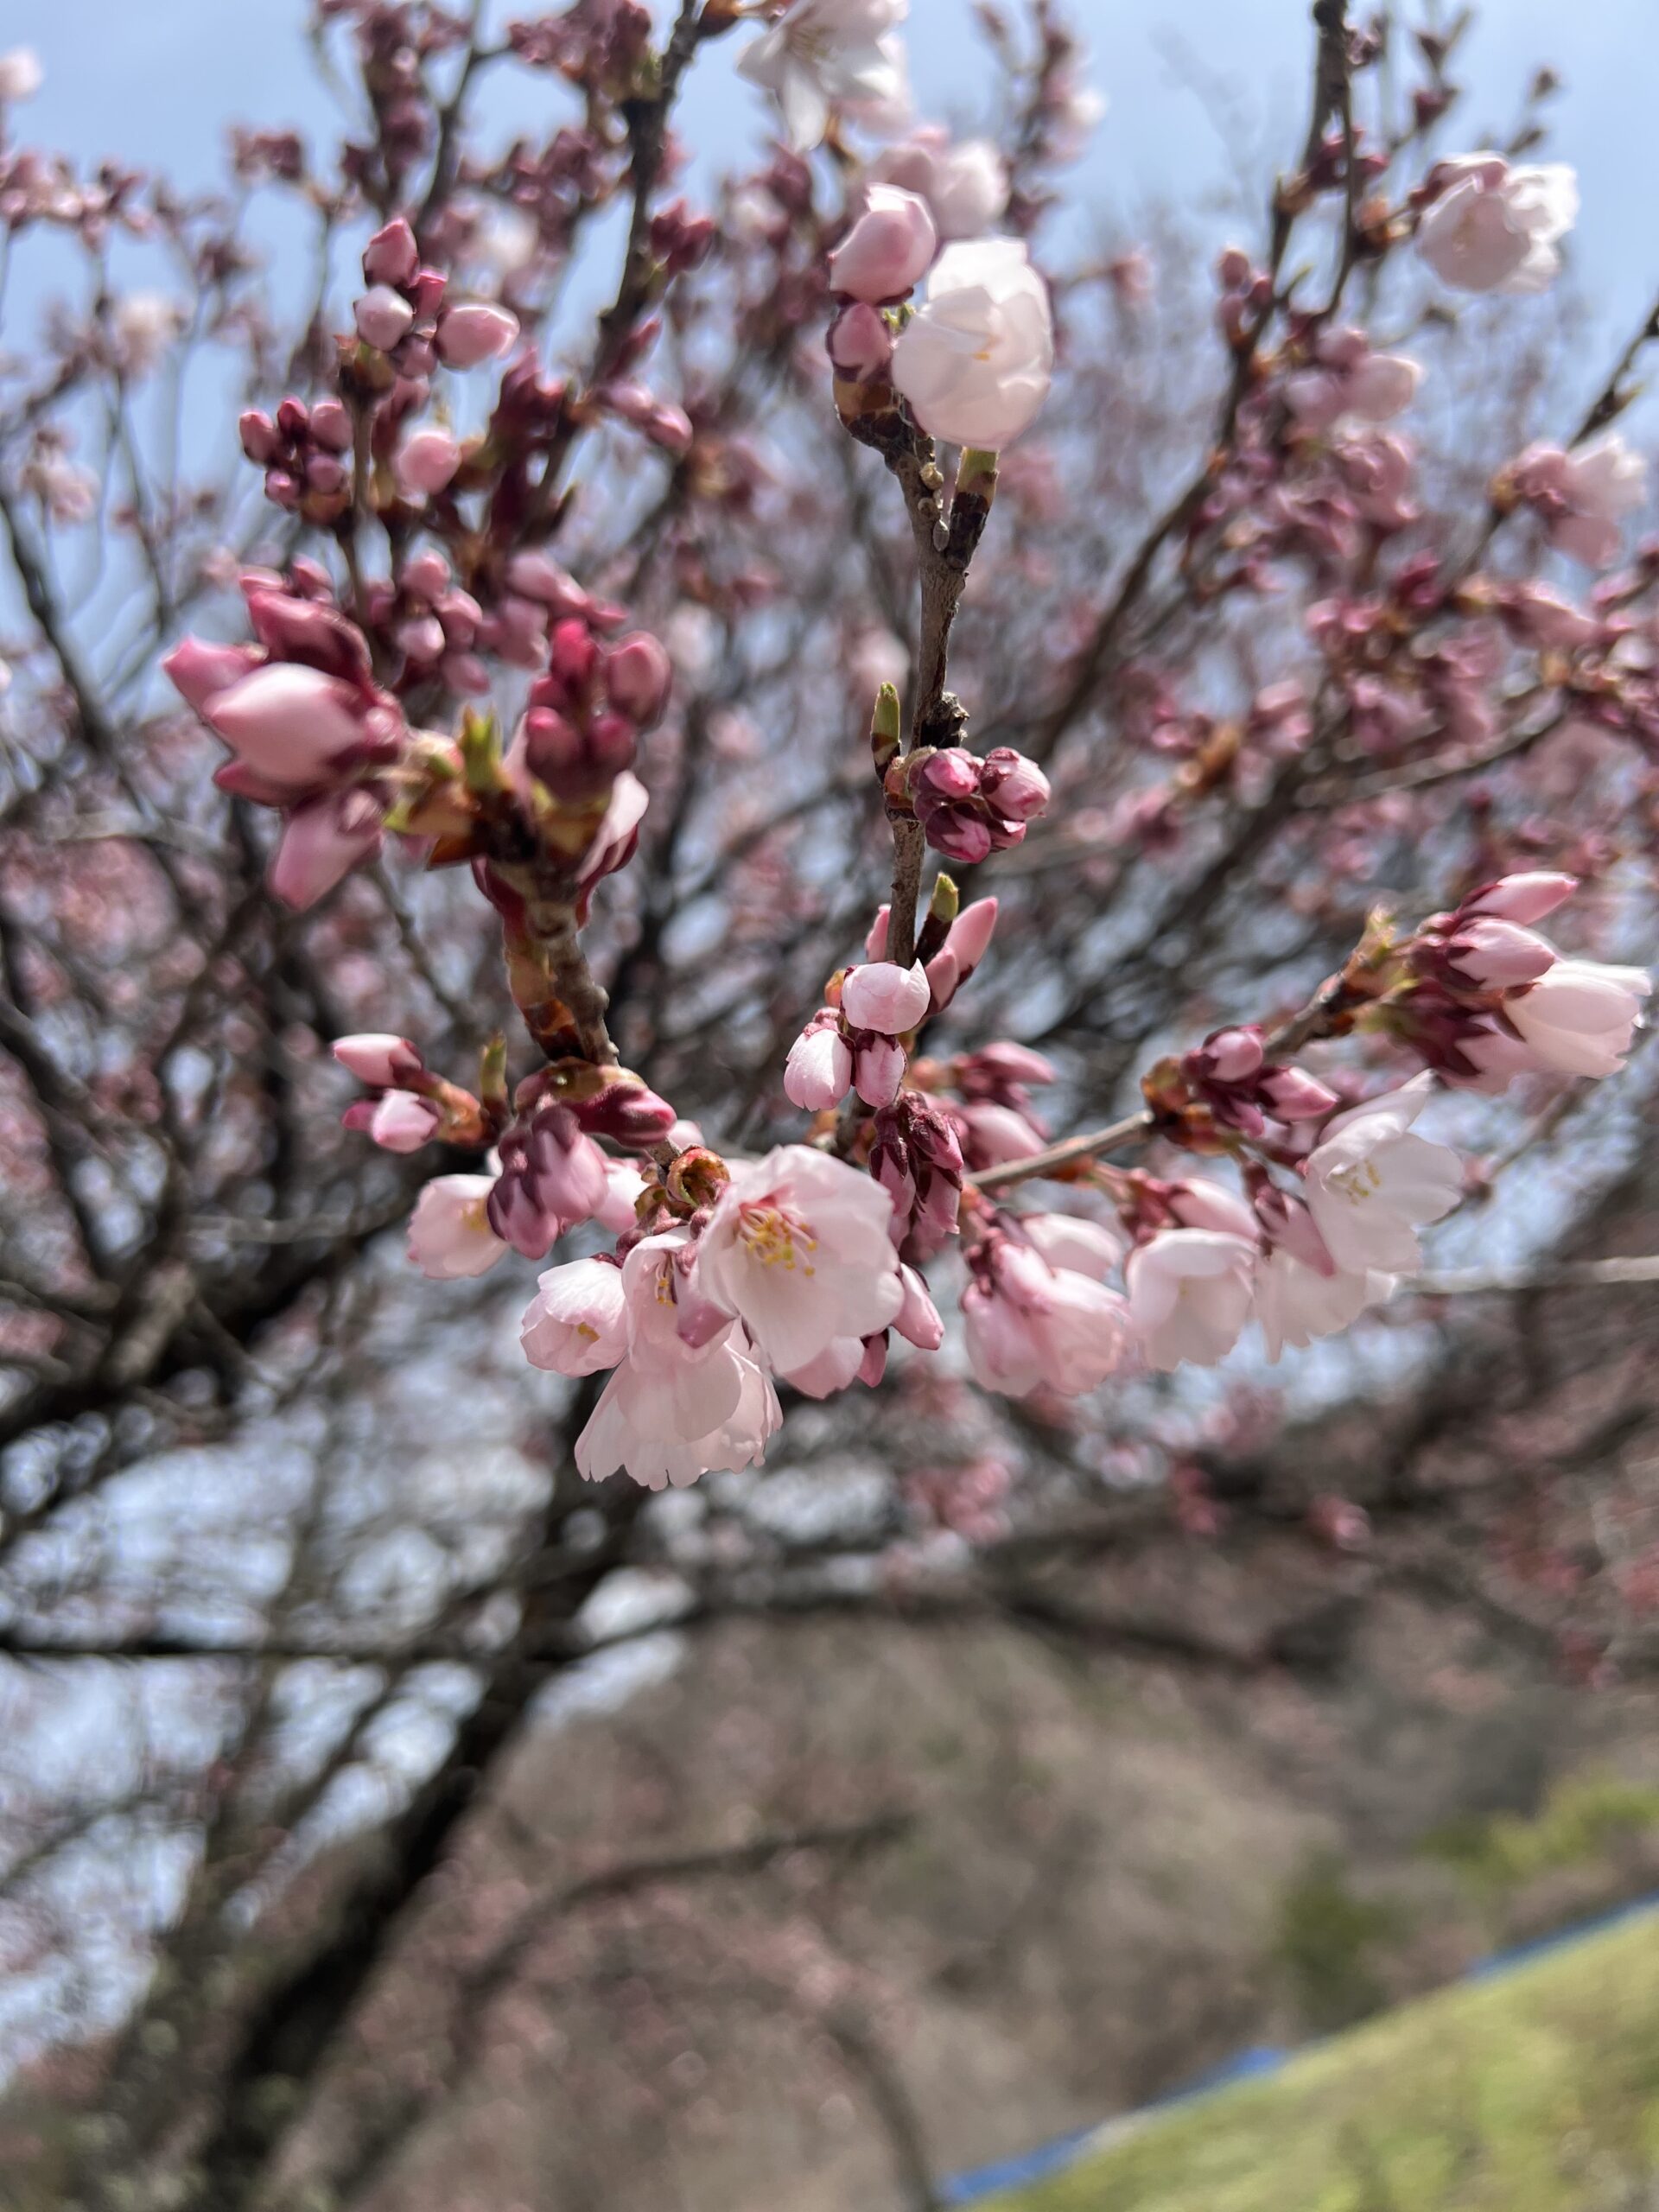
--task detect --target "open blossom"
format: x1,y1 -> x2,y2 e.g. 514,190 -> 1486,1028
520,1256 -> 629,1375
1510,435 -> 1648,569
1488,957 -> 1651,1079
1415,154 -> 1578,294
1302,1076 -> 1463,1274
829,184 -> 937,302
1255,1246 -> 1389,1363
575,1231 -> 781,1491
1284,329 -> 1421,430
890,238 -> 1053,449
1125,1229 -> 1255,1370
870,128 -> 1007,239
406,1175 -> 507,1280
699,1145 -> 902,1372
963,1236 -> 1131,1399
737,0 -> 908,153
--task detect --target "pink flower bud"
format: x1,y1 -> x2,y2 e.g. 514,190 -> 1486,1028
162,637 -> 262,715
828,302 -> 894,383
925,898 -> 996,1009
865,906 -> 891,960
1198,1026 -> 1264,1084
435,588 -> 480,646
394,427 -> 462,497
1169,1179 -> 1259,1241
244,591 -> 374,684
1446,916 -> 1558,988
269,789 -> 384,908
842,959 -> 931,1035
407,1174 -> 507,1279
785,1019 -> 853,1110
921,808 -> 992,864
893,1262 -> 944,1351
829,184 -> 938,302
401,549 -> 451,600
604,632 -> 672,728
369,1089 -> 441,1153
435,300 -> 520,367
333,1033 -> 422,1087
363,217 -> 419,289
304,454 -> 348,495
980,747 -> 1050,821
1257,1065 -> 1340,1121
308,397 -> 353,452
238,409 -> 281,463
442,651 -> 491,694
1463,871 -> 1578,925
545,617 -> 598,699
645,402 -> 694,454
913,747 -> 980,804
395,614 -> 445,662
354,285 -> 416,351
505,550 -> 591,616
855,1035 -> 907,1109
206,663 -> 365,786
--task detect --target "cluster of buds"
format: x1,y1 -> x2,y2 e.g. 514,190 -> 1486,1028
238,395 -> 355,519
870,1091 -> 964,1261
944,1041 -> 1054,1170
353,216 -> 519,375
1141,1026 -> 1338,1149
366,548 -> 489,695
509,607 -> 672,806
899,743 -> 1050,864
163,575 -> 415,906
1396,872 -> 1649,1086
333,1032 -> 494,1154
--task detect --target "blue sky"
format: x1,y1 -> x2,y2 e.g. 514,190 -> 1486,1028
14,0 -> 1659,357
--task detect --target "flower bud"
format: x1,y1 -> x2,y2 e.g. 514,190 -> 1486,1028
238,409 -> 281,463
1256,1065 -> 1340,1121
401,548 -> 451,600
363,217 -> 419,289
1462,871 -> 1578,925
334,1033 -> 423,1087
829,184 -> 938,302
269,788 -> 384,908
785,1018 -> 853,1110
394,427 -> 462,497
1446,915 -> 1558,988
206,664 -> 365,786
308,397 -> 353,452
354,285 -> 416,351
162,637 -> 263,715
842,960 -> 931,1035
978,747 -> 1050,823
828,302 -> 894,383
604,632 -> 672,728
435,302 -> 520,368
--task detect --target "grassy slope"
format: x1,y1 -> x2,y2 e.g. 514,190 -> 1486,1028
992,1910 -> 1659,2211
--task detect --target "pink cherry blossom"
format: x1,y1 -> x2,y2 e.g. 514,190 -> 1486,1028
1465,872 -> 1578,925
829,184 -> 937,302
736,0 -> 908,154
405,1175 -> 508,1280
1416,154 -> 1578,294
354,284 -> 416,349
963,1236 -> 1131,1398
575,1230 -> 782,1490
841,959 -> 931,1033
1512,435 -> 1647,568
890,238 -> 1054,449
853,1033 -> 906,1109
925,895 -> 997,1009
870,128 -> 1007,240
268,788 -> 384,908
893,1262 -> 944,1349
698,1144 -> 902,1373
1255,1246 -> 1389,1363
1125,1229 -> 1255,1370
1445,916 -> 1557,988
1020,1212 -> 1127,1280
1302,1075 -> 1463,1273
520,1255 -> 629,1375
1502,957 -> 1651,1077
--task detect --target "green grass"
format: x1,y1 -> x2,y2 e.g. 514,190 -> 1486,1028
988,1908 -> 1659,2211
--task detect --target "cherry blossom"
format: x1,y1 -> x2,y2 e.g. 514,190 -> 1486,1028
737,0 -> 908,154
699,1146 -> 903,1373
520,1256 -> 629,1375
869,127 -> 1008,239
1499,958 -> 1652,1079
1302,1077 -> 1463,1274
889,238 -> 1054,449
405,1176 -> 508,1280
1125,1229 -> 1255,1370
1415,154 -> 1578,294
963,1236 -> 1131,1398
